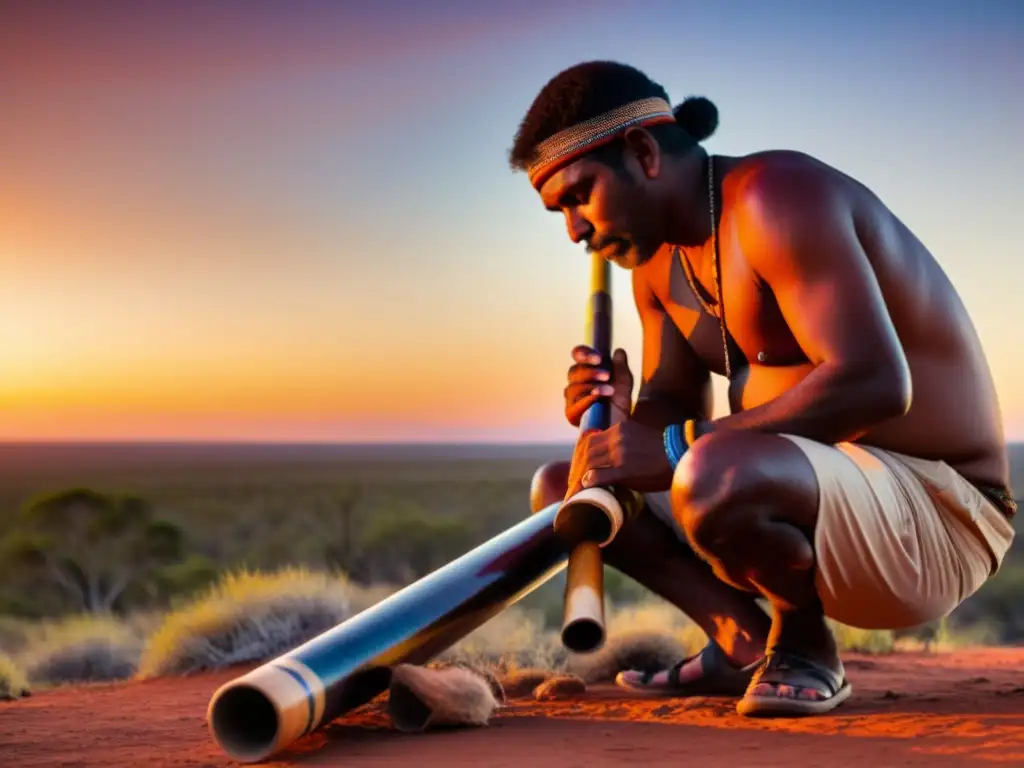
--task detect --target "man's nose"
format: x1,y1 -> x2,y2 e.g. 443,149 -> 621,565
565,211 -> 591,244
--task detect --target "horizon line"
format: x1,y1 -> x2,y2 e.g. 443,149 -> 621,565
3,437 -> 1022,448
0,438 -> 579,446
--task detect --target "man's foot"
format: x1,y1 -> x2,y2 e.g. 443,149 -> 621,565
735,648 -> 851,717
615,641 -> 760,697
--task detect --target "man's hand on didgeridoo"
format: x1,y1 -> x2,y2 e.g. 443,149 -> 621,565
564,346 -> 633,427
564,419 -> 676,499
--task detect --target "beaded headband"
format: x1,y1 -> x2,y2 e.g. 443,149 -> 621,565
526,97 -> 676,189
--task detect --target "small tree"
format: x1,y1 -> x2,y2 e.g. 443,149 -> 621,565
0,488 -> 185,614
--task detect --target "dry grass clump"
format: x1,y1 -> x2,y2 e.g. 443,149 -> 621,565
136,566 -> 360,679
345,582 -> 400,614
19,614 -> 143,687
438,605 -> 564,674
0,651 -> 30,699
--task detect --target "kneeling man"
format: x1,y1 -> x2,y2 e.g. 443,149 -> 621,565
515,61 -> 1016,717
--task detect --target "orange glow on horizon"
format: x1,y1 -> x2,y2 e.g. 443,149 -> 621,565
2,3 -> 1021,444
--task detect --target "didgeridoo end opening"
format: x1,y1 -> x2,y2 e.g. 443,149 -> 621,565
562,546 -> 606,654
208,683 -> 279,763
561,617 -> 605,654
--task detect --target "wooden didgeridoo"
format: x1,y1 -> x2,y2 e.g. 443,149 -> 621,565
553,253 -> 642,653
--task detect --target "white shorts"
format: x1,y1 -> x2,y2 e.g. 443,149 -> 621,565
642,435 -> 1014,630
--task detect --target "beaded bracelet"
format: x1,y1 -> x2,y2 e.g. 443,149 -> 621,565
663,419 -> 699,468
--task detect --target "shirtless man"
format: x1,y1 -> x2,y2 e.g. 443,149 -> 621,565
512,61 -> 1016,717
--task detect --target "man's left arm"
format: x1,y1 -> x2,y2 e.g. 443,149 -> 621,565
696,166 -> 912,444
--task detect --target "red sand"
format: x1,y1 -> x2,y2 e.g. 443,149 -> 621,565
2,648 -> 1023,767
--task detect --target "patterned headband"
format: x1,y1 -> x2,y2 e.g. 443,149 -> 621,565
526,97 -> 676,189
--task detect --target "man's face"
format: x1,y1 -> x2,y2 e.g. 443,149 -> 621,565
538,155 -> 662,270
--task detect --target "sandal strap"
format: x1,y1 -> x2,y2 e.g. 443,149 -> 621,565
754,649 -> 845,696
638,639 -> 727,685
639,651 -> 697,685
665,641 -> 725,686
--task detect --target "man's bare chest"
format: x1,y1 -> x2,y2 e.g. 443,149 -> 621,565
656,247 -> 808,374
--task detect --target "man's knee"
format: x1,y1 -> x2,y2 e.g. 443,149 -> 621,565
669,431 -> 819,554
530,460 -> 570,513
669,431 -> 763,551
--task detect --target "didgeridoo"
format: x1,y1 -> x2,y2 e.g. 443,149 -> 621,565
207,501 -> 571,763
553,253 -> 641,653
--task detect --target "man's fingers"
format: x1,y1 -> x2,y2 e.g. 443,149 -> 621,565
565,394 -> 595,427
564,434 -> 589,500
566,382 -> 615,404
567,362 -> 610,384
565,431 -> 612,500
581,466 -> 623,489
566,346 -> 631,428
565,390 -> 614,426
567,348 -> 629,388
571,345 -> 601,365
581,430 -> 611,467
573,346 -> 628,369
611,348 -> 632,382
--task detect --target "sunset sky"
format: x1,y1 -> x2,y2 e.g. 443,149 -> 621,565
2,0 -> 1022,443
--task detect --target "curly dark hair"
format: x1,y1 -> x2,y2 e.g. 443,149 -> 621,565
508,60 -> 718,174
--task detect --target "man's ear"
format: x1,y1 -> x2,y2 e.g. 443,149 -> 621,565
621,126 -> 661,180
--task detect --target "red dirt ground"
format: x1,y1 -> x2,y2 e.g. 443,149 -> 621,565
2,648 -> 1023,767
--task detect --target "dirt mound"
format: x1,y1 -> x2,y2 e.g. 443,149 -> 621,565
2,648 -> 1023,766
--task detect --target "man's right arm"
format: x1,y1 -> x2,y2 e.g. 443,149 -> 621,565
628,270 -> 713,430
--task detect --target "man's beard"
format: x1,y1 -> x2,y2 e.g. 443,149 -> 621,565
617,239 -> 659,270
585,237 -> 628,258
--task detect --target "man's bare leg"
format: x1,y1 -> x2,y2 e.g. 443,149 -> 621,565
532,461 -> 771,689
672,431 -> 849,714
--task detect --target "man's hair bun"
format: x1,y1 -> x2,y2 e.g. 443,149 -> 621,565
673,96 -> 718,142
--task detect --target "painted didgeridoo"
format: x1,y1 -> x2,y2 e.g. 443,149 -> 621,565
206,501 -> 570,763
553,253 -> 642,654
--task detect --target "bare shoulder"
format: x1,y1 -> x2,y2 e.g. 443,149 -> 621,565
727,149 -> 863,183
722,151 -> 881,275
725,150 -> 867,222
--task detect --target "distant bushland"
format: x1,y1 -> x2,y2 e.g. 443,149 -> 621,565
0,441 -> 1019,646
